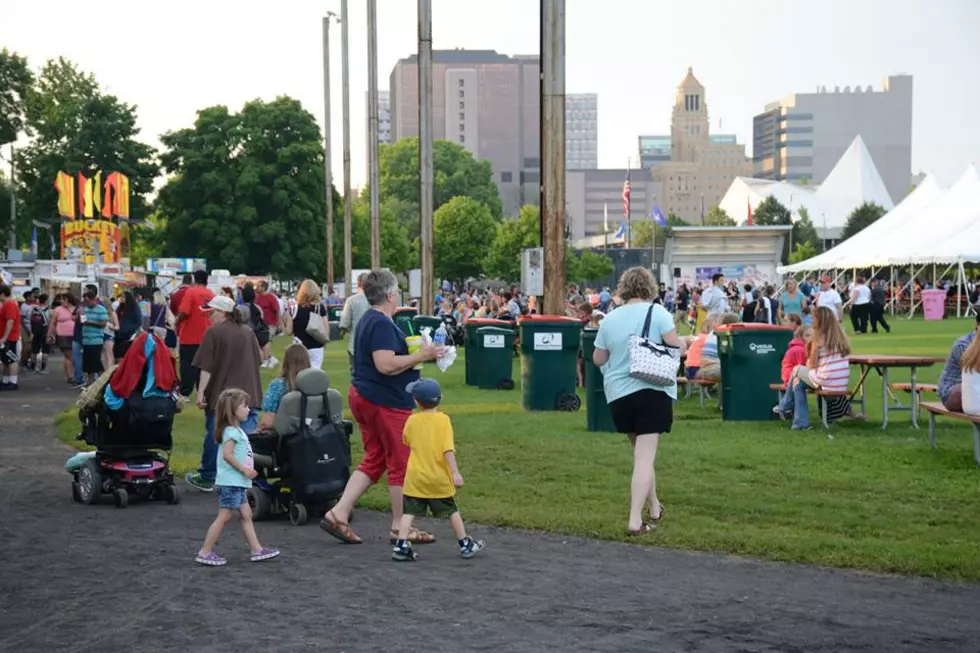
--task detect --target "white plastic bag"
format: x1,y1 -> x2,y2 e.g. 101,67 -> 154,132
962,371 -> 980,416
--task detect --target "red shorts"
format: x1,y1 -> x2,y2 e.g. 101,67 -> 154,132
348,386 -> 412,485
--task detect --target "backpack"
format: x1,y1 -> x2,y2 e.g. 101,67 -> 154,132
248,303 -> 270,347
753,300 -> 769,323
30,306 -> 49,331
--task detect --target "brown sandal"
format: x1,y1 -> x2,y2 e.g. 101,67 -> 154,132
626,523 -> 656,536
389,528 -> 436,545
319,511 -> 362,544
650,504 -> 665,524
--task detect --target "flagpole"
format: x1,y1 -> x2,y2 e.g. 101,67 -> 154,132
626,160 -> 632,248
603,202 -> 608,251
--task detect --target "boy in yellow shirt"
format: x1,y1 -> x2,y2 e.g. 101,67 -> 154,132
392,378 -> 486,562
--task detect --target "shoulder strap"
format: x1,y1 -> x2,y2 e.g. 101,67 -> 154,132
641,303 -> 654,339
299,392 -> 310,434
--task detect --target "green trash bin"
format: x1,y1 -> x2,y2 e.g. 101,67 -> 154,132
393,307 -> 418,336
327,305 -> 342,322
716,323 -> 795,421
581,327 -> 616,432
464,318 -> 515,386
519,316 -> 583,411
472,326 -> 516,390
413,315 -> 444,339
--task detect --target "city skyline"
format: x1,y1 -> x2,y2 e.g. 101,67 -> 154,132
3,0 -> 978,196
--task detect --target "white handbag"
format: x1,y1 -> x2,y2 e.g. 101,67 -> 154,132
628,304 -> 680,386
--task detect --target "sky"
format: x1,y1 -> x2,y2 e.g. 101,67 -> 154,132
3,0 -> 979,191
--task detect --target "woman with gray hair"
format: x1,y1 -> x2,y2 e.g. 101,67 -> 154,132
321,269 -> 445,546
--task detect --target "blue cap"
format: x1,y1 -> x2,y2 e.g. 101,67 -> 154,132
406,378 -> 442,404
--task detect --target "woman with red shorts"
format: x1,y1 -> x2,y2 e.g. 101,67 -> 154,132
320,269 -> 445,545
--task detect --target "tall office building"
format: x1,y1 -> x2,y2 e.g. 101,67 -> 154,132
366,90 -> 392,179
648,68 -> 753,223
752,75 -> 913,202
566,93 -> 597,169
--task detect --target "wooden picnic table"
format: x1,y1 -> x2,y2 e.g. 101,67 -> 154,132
848,355 -> 945,429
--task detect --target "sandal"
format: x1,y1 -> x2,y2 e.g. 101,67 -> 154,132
319,511 -> 362,544
389,528 -> 436,545
650,504 -> 665,524
626,523 -> 656,536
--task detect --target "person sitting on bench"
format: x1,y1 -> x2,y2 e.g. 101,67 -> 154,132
937,314 -> 980,413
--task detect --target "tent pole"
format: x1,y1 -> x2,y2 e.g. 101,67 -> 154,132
889,266 -> 895,316
932,263 -> 936,289
957,260 -> 963,318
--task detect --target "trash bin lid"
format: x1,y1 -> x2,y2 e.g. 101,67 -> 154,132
395,306 -> 417,314
467,318 -> 514,327
715,323 -> 794,332
519,314 -> 583,325
476,325 -> 514,334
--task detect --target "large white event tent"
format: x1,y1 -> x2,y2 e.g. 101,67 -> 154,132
718,135 -> 894,230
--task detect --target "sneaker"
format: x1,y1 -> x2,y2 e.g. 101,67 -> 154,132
195,552 -> 227,566
791,425 -> 813,432
1,383 -> 18,392
268,356 -> 278,368
392,544 -> 418,562
460,537 -> 486,559
185,472 -> 215,492
250,547 -> 280,562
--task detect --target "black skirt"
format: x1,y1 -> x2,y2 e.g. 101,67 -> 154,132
608,388 -> 673,435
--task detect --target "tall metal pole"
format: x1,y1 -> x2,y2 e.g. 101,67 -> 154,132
8,144 -> 16,251
367,0 -> 381,269
418,0 -> 434,316
540,0 -> 566,316
341,0 -> 353,290
322,14 -> 337,290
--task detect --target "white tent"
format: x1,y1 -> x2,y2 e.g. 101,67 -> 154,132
812,135 -> 894,228
778,173 -> 946,273
719,178 -> 816,226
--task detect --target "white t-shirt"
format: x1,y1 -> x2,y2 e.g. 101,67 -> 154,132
700,286 -> 728,315
852,284 -> 871,306
817,289 -> 843,318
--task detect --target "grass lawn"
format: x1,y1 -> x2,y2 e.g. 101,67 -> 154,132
56,317 -> 980,581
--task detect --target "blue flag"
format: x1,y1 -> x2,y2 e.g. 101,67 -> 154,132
651,205 -> 668,227
614,221 -> 627,239
30,226 -> 37,255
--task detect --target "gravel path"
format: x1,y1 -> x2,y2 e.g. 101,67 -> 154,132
1,370 -> 979,653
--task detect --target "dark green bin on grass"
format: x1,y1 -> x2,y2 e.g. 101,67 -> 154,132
581,327 -> 616,432
472,326 -> 516,390
393,307 -> 418,336
716,323 -> 794,421
519,316 -> 583,412
327,305 -> 342,322
464,318 -> 515,386
413,315 -> 444,339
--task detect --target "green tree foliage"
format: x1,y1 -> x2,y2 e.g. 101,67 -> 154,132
567,250 -> 614,284
14,58 -> 158,255
433,196 -> 497,283
792,206 -> 820,252
632,215 -> 686,248
789,241 -> 818,264
840,201 -> 887,241
704,206 -> 735,226
379,138 -> 502,228
752,195 -> 790,226
157,97 -> 326,279
0,48 -> 33,145
128,211 -> 168,267
484,204 -> 540,281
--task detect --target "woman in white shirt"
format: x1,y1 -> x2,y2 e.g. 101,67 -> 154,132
845,276 -> 872,334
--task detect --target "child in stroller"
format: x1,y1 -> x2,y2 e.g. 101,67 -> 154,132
71,332 -> 180,508
248,367 -> 353,525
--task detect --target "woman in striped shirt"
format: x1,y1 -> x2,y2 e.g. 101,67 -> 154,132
776,306 -> 851,430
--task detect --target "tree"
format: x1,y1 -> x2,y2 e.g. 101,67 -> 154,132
0,49 -> 33,145
789,241 -> 818,264
433,196 -> 498,283
792,206 -> 820,252
14,58 -> 158,254
632,215 -> 686,248
157,97 -> 326,280
484,204 -> 539,281
840,202 -> 886,241
753,195 -> 790,226
379,138 -> 502,225
567,250 -> 614,284
128,211 -> 168,267
704,206 -> 736,226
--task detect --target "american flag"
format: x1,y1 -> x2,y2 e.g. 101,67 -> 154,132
622,173 -> 631,219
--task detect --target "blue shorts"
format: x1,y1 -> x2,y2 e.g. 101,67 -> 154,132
217,486 -> 248,509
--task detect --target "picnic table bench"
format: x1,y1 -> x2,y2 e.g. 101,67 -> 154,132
922,401 -> 980,467
769,382 -> 851,429
678,377 -> 718,409
849,355 -> 944,429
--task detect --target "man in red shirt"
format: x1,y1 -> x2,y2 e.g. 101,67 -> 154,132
169,274 -> 192,318
175,270 -> 214,397
253,279 -> 280,368
0,284 -> 22,391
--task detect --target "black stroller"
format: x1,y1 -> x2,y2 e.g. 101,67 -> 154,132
248,368 -> 353,525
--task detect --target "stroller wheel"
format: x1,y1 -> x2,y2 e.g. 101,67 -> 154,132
77,459 -> 102,505
113,488 -> 129,509
289,502 -> 308,526
71,482 -> 82,503
163,484 -> 180,505
247,487 -> 271,520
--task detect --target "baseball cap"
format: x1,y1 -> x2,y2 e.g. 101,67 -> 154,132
202,295 -> 236,313
406,378 -> 442,405
820,276 -> 832,284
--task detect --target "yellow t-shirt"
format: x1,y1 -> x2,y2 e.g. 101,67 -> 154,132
402,411 -> 455,499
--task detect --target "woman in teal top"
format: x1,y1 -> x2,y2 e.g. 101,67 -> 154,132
592,267 -> 686,536
779,279 -> 807,321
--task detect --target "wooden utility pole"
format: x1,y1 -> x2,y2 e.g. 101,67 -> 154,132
540,0 -> 566,315
367,0 -> 381,268
341,0 -> 353,290
321,14 -> 338,290
418,0 -> 434,315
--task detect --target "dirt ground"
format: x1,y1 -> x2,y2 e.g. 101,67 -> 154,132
2,370 -> 980,653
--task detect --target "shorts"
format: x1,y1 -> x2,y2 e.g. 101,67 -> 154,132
56,336 -> 74,353
31,332 -> 50,355
0,341 -> 20,366
608,388 -> 673,435
403,495 -> 458,519
217,486 -> 248,509
349,386 -> 411,485
82,344 -> 104,375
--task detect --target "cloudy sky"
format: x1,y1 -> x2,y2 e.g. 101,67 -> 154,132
3,0 -> 978,189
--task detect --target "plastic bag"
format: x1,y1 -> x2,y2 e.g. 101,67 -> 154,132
419,326 -> 456,373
